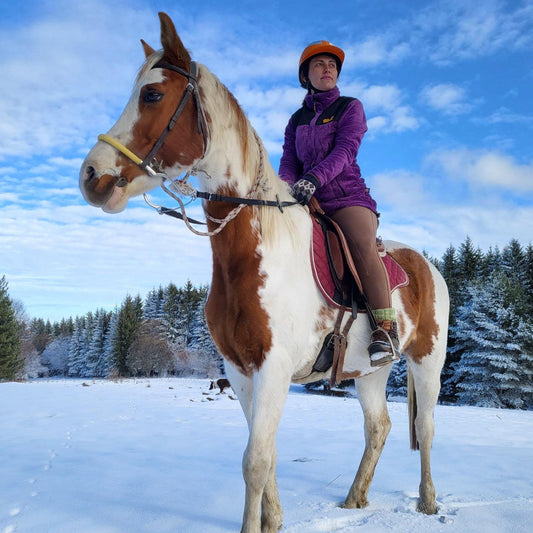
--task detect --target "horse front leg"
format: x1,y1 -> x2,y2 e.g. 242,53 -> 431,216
261,447 -> 282,532
229,360 -> 289,533
344,367 -> 391,509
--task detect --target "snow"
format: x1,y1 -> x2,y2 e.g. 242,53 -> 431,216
1,379 -> 532,533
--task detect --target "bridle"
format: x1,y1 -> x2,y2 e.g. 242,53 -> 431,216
98,60 -> 208,177
97,59 -> 299,236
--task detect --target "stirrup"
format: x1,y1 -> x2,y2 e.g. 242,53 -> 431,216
368,324 -> 400,367
369,349 -> 400,367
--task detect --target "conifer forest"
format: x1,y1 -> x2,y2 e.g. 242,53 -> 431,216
2,237 -> 532,409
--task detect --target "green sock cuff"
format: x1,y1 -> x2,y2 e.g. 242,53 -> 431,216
373,308 -> 396,321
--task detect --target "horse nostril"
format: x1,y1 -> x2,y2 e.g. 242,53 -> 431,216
116,177 -> 128,188
86,165 -> 96,182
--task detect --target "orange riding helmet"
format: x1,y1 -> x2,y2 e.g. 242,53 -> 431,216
298,40 -> 345,88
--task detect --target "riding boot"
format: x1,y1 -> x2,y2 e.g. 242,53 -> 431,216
368,319 -> 400,367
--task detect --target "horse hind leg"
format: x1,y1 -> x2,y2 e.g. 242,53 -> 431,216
344,367 -> 392,509
408,364 -> 442,514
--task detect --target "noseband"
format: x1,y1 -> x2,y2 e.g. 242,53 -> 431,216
98,60 -> 208,176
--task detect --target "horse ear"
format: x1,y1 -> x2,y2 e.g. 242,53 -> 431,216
141,39 -> 155,58
158,11 -> 191,69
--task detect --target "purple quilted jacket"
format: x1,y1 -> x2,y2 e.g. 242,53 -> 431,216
279,86 -> 377,216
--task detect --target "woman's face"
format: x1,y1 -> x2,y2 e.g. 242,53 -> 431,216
306,54 -> 338,91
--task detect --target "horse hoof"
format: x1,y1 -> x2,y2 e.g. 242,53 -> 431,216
417,500 -> 438,514
343,497 -> 368,509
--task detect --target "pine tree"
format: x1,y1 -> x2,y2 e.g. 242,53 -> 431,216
0,276 -> 22,380
41,336 -> 70,376
188,294 -> 224,377
523,243 -> 533,312
100,311 -> 119,377
144,286 -> 166,320
457,236 -> 484,288
438,245 -> 460,402
180,280 -> 206,347
112,295 -> 143,376
448,276 -> 523,408
480,245 -> 502,278
386,356 -> 407,398
162,283 -> 183,343
30,317 -> 51,354
86,309 -> 111,377
68,316 -> 88,377
515,315 -> 533,409
440,245 -> 459,313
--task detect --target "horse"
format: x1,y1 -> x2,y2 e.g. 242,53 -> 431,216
79,12 -> 449,532
210,377 -> 232,394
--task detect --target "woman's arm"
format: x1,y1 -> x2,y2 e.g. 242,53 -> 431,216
279,118 -> 302,185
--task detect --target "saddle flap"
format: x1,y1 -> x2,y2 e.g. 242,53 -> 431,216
312,211 -> 364,308
325,216 -> 364,296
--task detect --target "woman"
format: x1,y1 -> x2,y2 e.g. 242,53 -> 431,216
279,40 -> 399,367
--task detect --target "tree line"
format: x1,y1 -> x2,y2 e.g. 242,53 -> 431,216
1,279 -> 224,383
1,236 -> 532,409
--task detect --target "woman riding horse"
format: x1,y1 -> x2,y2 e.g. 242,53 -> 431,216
279,40 -> 399,367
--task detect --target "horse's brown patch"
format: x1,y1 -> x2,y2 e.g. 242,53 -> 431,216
390,248 -> 439,364
316,305 -> 335,332
131,69 -> 205,170
204,197 -> 271,375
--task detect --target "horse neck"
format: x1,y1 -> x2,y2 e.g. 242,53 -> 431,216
195,65 -> 302,247
196,66 -> 279,198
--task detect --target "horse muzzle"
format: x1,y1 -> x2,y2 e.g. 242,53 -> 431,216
79,162 -> 127,212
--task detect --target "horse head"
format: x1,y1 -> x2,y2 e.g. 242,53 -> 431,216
79,12 -> 207,213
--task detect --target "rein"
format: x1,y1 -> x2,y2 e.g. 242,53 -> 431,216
97,60 -> 299,236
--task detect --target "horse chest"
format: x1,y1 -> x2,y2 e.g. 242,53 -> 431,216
205,219 -> 273,375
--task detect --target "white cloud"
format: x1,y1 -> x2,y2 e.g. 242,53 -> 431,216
425,1 -> 533,64
368,167 -> 533,257
0,192 -> 19,203
343,38 -> 409,68
2,201 -> 212,320
378,203 -> 533,259
420,83 -> 471,115
370,170 -> 430,213
427,148 -> 533,192
481,107 -> 533,126
341,1 -> 533,69
342,83 -> 419,134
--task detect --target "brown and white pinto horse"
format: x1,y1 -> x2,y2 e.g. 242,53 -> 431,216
80,13 -> 449,533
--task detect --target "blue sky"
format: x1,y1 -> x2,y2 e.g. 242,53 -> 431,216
1,0 -> 532,322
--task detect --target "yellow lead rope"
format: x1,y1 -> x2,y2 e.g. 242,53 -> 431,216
97,134 -> 144,166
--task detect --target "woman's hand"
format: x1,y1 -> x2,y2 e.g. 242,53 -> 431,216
292,175 -> 319,205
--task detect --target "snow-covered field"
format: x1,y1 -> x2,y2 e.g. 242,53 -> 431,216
1,378 -> 532,533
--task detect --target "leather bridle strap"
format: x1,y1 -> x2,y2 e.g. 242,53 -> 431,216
193,190 -> 298,210
140,61 -> 208,171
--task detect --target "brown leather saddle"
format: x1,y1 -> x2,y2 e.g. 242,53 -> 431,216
307,198 -> 408,380
309,198 -> 367,312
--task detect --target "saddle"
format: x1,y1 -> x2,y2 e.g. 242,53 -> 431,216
307,198 -> 408,383
311,202 -> 364,311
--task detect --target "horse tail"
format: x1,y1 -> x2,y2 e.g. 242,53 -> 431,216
407,367 -> 419,450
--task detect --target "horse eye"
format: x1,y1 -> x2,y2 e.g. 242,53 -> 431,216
142,89 -> 163,103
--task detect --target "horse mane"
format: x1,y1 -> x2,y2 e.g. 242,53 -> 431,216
196,64 -> 300,246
